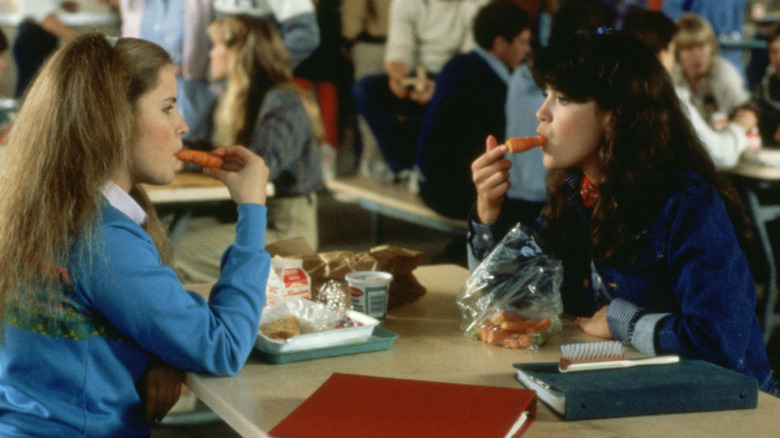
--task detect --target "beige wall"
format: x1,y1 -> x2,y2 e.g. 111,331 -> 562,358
0,1 -> 120,98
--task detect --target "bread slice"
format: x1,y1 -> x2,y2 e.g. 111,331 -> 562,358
261,316 -> 301,340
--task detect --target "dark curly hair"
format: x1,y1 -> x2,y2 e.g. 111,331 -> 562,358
531,31 -> 751,263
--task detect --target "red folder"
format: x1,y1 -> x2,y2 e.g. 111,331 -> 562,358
268,373 -> 536,438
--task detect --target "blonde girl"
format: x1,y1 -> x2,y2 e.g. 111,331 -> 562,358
174,14 -> 324,283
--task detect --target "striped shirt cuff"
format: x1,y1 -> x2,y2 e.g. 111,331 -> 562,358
632,313 -> 670,356
607,298 -> 641,344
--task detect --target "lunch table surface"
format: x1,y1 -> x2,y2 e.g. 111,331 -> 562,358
184,264 -> 780,438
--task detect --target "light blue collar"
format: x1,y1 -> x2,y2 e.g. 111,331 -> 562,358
474,46 -> 511,84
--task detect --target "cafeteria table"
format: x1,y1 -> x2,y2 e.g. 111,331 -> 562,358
184,264 -> 780,438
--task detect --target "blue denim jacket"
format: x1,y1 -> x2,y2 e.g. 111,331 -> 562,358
469,171 -> 778,394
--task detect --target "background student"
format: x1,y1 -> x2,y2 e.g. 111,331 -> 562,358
415,1 -> 534,220
0,34 -> 272,436
108,0 -> 321,142
623,8 -> 754,168
469,31 -> 778,394
754,23 -> 780,146
351,0 -> 487,184
174,14 -> 324,284
671,12 -> 756,136
12,0 -> 79,98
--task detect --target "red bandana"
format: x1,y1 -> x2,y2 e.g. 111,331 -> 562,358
580,175 -> 599,208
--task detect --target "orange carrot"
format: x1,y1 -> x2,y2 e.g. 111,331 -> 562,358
505,136 -> 546,153
502,337 -> 521,349
489,310 -> 524,325
502,334 -> 533,349
176,150 -> 223,168
485,326 -> 511,345
500,319 -> 535,333
531,318 -> 552,332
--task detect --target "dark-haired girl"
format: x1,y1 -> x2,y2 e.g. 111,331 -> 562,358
469,31 -> 778,394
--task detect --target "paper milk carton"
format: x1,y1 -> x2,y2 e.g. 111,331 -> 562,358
266,257 -> 311,305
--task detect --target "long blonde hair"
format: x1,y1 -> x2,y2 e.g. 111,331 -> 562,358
0,34 -> 173,322
209,14 -> 324,146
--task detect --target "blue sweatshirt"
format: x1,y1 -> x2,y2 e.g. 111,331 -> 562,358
0,202 -> 270,437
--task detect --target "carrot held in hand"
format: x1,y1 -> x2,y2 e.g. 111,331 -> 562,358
176,150 -> 224,168
505,136 -> 546,153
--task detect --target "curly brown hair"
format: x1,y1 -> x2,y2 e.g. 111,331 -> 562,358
531,31 -> 751,264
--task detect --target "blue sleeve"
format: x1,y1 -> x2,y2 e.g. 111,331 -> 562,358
280,12 -> 320,67
661,0 -> 685,19
654,188 -> 758,369
249,89 -> 311,182
79,204 -> 270,376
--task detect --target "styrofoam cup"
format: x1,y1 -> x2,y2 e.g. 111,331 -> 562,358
345,271 -> 393,321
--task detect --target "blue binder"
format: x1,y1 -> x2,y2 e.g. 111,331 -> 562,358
514,359 -> 758,420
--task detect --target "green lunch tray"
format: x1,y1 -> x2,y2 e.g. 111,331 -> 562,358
254,326 -> 398,364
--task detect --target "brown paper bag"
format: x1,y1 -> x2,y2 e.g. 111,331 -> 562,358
266,238 -> 427,310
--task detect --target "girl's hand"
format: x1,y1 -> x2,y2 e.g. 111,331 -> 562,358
574,305 -> 612,339
472,135 -> 512,225
204,146 -> 270,205
138,358 -> 184,424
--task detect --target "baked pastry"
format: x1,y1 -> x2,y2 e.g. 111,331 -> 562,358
261,316 -> 301,340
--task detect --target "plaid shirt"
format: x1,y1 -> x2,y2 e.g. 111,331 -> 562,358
248,86 -> 324,197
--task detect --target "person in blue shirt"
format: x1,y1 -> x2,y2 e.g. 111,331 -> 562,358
415,1 -> 533,219
0,34 -> 272,436
469,31 -> 779,395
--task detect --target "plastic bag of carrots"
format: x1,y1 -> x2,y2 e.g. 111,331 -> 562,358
457,222 -> 564,350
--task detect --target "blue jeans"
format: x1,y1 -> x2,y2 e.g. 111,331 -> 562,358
351,73 -> 427,174
12,21 -> 58,98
